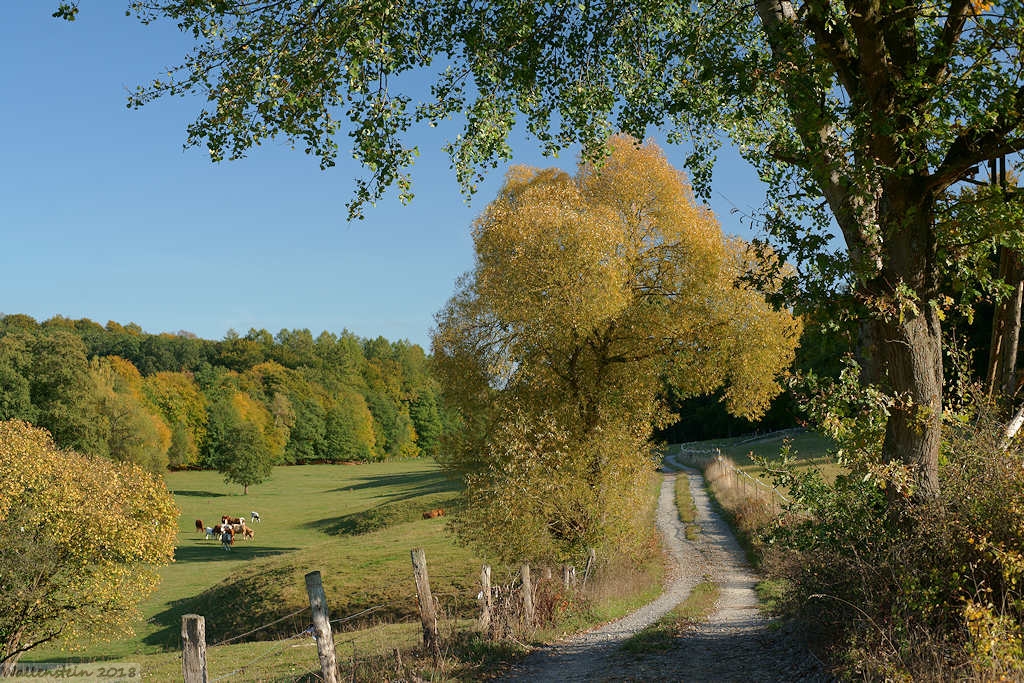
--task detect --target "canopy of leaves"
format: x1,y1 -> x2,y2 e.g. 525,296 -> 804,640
0,315 -> 447,471
0,420 -> 177,668
434,136 -> 800,560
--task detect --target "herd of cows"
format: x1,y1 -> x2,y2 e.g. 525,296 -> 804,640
194,512 -> 261,551
190,508 -> 444,551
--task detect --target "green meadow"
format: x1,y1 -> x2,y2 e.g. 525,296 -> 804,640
29,460 -> 491,678
25,446 -> 720,679
668,430 -> 841,482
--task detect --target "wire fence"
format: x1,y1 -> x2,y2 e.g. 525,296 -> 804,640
197,599 -> 415,682
669,443 -> 792,510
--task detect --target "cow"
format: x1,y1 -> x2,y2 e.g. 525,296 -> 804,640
222,516 -> 244,526
195,519 -> 204,535
204,526 -> 215,540
422,508 -> 446,519
250,511 -> 261,524
242,527 -> 255,540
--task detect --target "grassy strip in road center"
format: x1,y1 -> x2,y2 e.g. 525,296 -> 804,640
620,579 -> 720,654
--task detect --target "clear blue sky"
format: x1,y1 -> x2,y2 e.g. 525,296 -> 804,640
0,5 -> 767,350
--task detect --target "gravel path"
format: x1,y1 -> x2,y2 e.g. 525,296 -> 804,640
499,456 -> 830,682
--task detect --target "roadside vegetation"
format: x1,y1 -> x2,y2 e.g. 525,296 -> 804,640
676,412 -> 1024,680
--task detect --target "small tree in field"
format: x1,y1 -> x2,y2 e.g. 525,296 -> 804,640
206,392 -> 278,494
0,420 -> 178,673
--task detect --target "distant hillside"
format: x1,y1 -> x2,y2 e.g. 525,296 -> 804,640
0,314 -> 450,473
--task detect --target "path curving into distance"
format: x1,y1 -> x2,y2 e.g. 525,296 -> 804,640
499,456 -> 829,682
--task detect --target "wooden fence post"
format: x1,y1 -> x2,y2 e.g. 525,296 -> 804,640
411,548 -> 440,658
561,565 -> 576,589
582,548 -> 596,588
479,564 -> 492,632
305,570 -> 340,683
520,564 -> 534,627
181,614 -> 208,683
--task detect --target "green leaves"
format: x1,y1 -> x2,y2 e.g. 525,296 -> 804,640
51,2 -> 78,21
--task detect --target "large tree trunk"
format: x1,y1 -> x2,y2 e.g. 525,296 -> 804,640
872,311 -> 943,497
857,186 -> 943,498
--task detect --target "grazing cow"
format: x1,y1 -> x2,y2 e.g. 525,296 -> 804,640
204,526 -> 215,540
222,515 -> 244,526
220,527 -> 234,551
242,527 -> 255,540
422,508 -> 445,519
250,511 -> 261,523
195,519 -> 204,534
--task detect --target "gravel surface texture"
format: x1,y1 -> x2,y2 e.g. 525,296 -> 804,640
499,456 -> 832,682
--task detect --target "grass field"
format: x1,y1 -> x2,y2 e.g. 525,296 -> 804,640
667,429 -> 841,485
27,460 -> 480,672
25,458 -> 665,680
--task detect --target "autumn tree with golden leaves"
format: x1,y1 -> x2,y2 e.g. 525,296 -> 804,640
0,421 -> 178,673
433,137 -> 801,561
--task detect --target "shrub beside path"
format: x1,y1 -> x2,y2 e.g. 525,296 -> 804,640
500,456 -> 830,681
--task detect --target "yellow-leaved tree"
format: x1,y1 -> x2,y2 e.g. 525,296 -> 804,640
0,420 -> 178,673
90,356 -> 172,473
433,136 -> 801,562
142,371 -> 209,468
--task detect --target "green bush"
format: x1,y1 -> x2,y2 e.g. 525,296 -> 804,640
763,412 -> 1024,680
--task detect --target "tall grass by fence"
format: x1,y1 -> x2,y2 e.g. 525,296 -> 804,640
670,445 -> 790,516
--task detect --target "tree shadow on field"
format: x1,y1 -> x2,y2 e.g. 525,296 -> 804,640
328,470 -> 459,502
171,489 -> 228,497
143,565 -> 302,649
173,544 -> 297,564
307,495 -> 460,536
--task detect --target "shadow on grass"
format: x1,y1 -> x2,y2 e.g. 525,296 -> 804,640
307,495 -> 461,536
171,489 -> 228,497
328,470 -> 459,502
174,544 -> 298,564
143,565 -> 303,649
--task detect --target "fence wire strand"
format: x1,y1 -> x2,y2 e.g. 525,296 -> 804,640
672,442 -> 792,505
209,623 -> 315,682
213,605 -> 311,647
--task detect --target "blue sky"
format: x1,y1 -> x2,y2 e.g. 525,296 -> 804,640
0,4 -> 768,350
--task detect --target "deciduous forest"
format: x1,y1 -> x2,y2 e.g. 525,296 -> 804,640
0,314 -> 447,482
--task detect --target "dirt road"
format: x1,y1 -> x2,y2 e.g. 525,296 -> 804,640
500,457 -> 829,681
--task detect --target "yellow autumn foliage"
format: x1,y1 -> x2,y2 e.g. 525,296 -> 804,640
89,357 -> 172,472
0,420 -> 177,668
142,371 -> 209,467
435,135 -> 801,560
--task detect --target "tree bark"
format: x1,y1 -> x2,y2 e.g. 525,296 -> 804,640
859,186 -> 943,498
869,310 -> 943,497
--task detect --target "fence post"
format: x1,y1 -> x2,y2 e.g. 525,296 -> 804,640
520,564 -> 534,627
411,548 -> 440,658
582,548 -> 596,588
181,614 -> 208,683
479,564 -> 492,632
305,570 -> 340,683
561,564 -> 576,588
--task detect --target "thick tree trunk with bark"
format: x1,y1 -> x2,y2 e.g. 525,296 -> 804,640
857,185 -> 943,497
871,311 -> 943,497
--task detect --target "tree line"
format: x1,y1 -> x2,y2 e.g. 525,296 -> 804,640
0,314 -> 447,487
